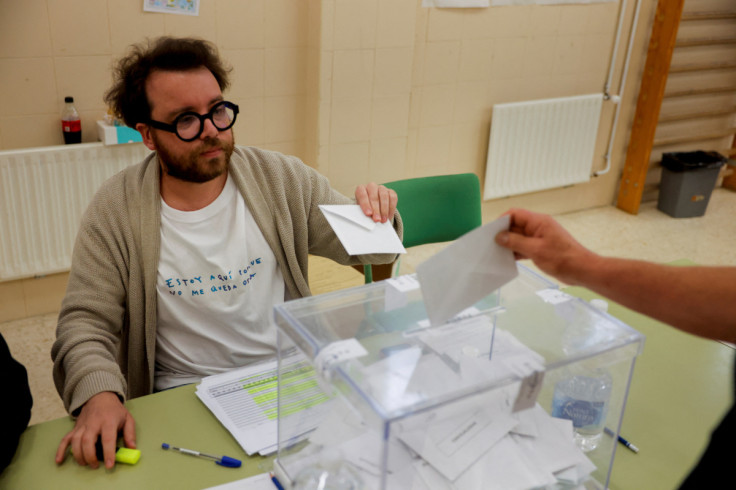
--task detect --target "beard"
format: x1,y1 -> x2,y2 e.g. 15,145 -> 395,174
153,132 -> 235,183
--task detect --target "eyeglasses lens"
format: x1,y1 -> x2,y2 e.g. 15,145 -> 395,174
176,103 -> 236,140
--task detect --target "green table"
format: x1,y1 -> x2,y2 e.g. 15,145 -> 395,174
2,283 -> 732,489
0,385 -> 273,490
566,286 -> 733,490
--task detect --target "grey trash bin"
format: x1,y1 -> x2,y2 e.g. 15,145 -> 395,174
657,151 -> 726,218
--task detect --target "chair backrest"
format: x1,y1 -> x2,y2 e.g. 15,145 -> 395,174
361,173 -> 482,283
384,173 -> 482,249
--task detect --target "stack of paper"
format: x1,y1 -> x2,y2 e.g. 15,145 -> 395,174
196,350 -> 329,456
277,327 -> 596,489
303,400 -> 595,490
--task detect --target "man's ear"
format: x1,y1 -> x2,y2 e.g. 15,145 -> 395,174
136,123 -> 156,151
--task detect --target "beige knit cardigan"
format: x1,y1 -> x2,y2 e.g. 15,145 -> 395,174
52,146 -> 402,415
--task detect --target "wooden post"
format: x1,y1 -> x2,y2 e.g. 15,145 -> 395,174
616,0 -> 685,214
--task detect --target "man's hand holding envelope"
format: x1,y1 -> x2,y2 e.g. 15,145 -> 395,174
320,205 -> 406,256
416,216 -> 519,326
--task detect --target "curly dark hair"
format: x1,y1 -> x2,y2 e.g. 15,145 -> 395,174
104,36 -> 232,128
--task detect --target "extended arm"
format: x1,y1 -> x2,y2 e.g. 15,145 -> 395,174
568,255 -> 735,343
496,208 -> 736,344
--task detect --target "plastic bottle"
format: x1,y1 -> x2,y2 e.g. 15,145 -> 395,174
551,299 -> 613,452
61,96 -> 81,144
551,367 -> 612,452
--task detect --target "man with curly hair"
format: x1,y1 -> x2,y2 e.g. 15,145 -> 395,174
52,37 -> 401,469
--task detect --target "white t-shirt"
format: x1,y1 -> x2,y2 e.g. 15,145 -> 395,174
154,174 -> 285,390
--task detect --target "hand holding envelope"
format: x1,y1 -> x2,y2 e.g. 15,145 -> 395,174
320,205 -> 406,256
416,215 -> 518,326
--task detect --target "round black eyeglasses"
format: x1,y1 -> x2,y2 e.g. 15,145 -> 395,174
147,101 -> 239,142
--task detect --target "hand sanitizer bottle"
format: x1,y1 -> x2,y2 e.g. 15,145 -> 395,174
551,299 -> 613,452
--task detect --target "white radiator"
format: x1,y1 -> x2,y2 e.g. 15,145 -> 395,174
483,94 -> 604,200
0,143 -> 151,281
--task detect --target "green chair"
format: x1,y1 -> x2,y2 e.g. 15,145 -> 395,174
356,173 -> 483,283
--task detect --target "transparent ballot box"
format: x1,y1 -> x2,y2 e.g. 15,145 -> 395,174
272,265 -> 644,489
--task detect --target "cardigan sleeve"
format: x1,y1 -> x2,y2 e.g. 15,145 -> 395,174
51,176 -> 131,415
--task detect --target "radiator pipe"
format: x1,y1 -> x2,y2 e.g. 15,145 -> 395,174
595,0 -> 642,177
604,0 -> 627,97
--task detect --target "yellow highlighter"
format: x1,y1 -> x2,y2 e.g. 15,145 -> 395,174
109,447 -> 141,465
94,438 -> 141,464
72,439 -> 141,465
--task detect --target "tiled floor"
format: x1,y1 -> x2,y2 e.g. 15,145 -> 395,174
2,189 -> 735,426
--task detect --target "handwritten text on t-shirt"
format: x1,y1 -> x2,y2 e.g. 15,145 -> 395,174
164,258 -> 263,297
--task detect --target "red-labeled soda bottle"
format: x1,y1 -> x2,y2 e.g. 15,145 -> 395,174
61,96 -> 81,144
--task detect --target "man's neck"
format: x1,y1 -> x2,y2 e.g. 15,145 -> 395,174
160,171 -> 228,211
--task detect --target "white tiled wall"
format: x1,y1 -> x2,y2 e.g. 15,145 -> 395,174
313,0 -> 630,199
0,0 -> 659,268
0,1 -> 637,190
0,0 -> 311,156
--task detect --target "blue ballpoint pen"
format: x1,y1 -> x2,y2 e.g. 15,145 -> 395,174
161,443 -> 242,467
604,428 -> 639,453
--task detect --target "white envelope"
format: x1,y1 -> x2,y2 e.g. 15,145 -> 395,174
320,205 -> 406,256
415,216 -> 518,326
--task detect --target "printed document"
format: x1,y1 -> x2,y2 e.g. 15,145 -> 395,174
196,350 -> 329,456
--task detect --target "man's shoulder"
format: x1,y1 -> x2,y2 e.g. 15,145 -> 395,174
233,145 -> 304,169
100,152 -> 155,188
231,146 -> 317,181
89,152 -> 157,208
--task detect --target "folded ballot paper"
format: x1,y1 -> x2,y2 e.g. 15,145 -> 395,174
416,215 -> 518,326
197,327 -> 596,488
302,336 -> 595,490
319,204 -> 406,256
280,326 -> 595,489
